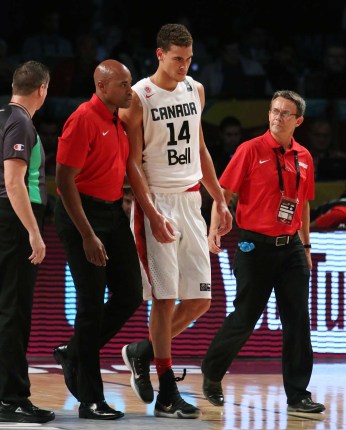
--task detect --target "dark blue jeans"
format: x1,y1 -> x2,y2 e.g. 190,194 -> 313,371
202,233 -> 313,404
54,196 -> 143,402
0,198 -> 44,402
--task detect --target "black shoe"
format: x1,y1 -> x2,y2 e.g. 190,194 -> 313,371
0,400 -> 55,423
154,369 -> 200,419
53,344 -> 78,399
79,400 -> 124,420
122,339 -> 154,404
202,374 -> 224,406
288,397 -> 325,413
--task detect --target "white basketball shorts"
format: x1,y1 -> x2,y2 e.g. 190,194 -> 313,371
131,191 -> 212,300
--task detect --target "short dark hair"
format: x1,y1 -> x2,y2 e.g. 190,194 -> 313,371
156,23 -> 193,52
12,61 -> 50,96
270,90 -> 306,117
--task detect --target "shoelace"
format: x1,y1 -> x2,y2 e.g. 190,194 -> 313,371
173,368 -> 186,382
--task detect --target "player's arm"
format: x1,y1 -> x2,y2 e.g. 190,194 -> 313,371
195,81 -> 232,236
119,92 -> 175,243
208,187 -> 234,254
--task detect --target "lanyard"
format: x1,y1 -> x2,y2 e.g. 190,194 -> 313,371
274,148 -> 300,193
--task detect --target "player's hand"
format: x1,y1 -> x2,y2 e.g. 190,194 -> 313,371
149,213 -> 176,243
215,201 -> 233,236
208,229 -> 222,254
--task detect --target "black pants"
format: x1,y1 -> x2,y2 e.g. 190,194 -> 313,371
202,233 -> 313,404
54,197 -> 143,402
0,198 -> 44,402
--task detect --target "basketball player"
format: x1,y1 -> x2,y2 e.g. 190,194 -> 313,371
119,23 -> 232,418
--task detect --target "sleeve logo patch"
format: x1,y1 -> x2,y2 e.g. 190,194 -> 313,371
14,144 -> 25,151
200,283 -> 211,291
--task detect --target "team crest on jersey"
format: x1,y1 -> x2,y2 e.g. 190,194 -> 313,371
144,85 -> 155,99
183,79 -> 193,91
14,144 -> 25,151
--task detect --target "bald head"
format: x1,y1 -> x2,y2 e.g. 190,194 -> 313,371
93,59 -> 132,112
94,59 -> 130,87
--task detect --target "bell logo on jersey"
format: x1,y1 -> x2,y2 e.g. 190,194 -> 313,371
14,144 -> 25,151
168,147 -> 191,165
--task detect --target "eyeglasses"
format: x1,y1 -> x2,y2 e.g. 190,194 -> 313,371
269,108 -> 299,119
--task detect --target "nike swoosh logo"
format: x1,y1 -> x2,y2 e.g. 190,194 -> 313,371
102,131 -> 109,136
160,403 -> 173,411
145,94 -> 154,99
259,159 -> 270,164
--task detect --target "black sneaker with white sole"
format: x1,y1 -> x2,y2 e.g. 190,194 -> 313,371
121,339 -> 154,404
154,369 -> 200,419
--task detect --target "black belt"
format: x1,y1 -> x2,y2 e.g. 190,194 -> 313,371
239,229 -> 297,246
80,193 -> 118,205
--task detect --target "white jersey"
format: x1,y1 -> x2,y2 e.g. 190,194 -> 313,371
133,76 -> 203,193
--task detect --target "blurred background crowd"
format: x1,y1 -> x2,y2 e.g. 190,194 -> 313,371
1,0 -> 346,227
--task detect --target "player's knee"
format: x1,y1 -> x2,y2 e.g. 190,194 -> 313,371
190,298 -> 211,317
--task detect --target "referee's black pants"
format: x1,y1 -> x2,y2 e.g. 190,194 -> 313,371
0,198 -> 44,402
202,233 -> 313,404
54,197 -> 143,403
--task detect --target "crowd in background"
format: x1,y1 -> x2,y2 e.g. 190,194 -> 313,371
1,0 -> 346,226
1,1 -> 346,100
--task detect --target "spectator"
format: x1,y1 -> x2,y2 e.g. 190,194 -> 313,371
306,118 -> 346,180
265,40 -> 304,93
35,116 -> 60,176
49,34 -> 99,97
209,115 -> 243,177
21,10 -> 73,68
200,37 -> 272,99
310,190 -> 346,229
303,42 -> 346,98
0,38 -> 15,94
109,28 -> 146,84
240,26 -> 272,67
122,186 -> 134,219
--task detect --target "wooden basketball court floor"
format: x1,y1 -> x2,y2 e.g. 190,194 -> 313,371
10,358 -> 344,430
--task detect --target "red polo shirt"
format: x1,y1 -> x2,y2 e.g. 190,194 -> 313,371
220,130 -> 314,236
57,94 -> 129,201
314,206 -> 346,228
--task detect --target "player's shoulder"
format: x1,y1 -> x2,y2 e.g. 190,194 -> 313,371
184,75 -> 202,89
132,77 -> 150,92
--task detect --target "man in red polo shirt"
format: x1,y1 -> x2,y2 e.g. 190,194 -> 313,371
52,59 -> 143,420
202,90 -> 326,414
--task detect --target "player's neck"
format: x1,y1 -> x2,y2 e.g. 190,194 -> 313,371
150,72 -> 177,92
